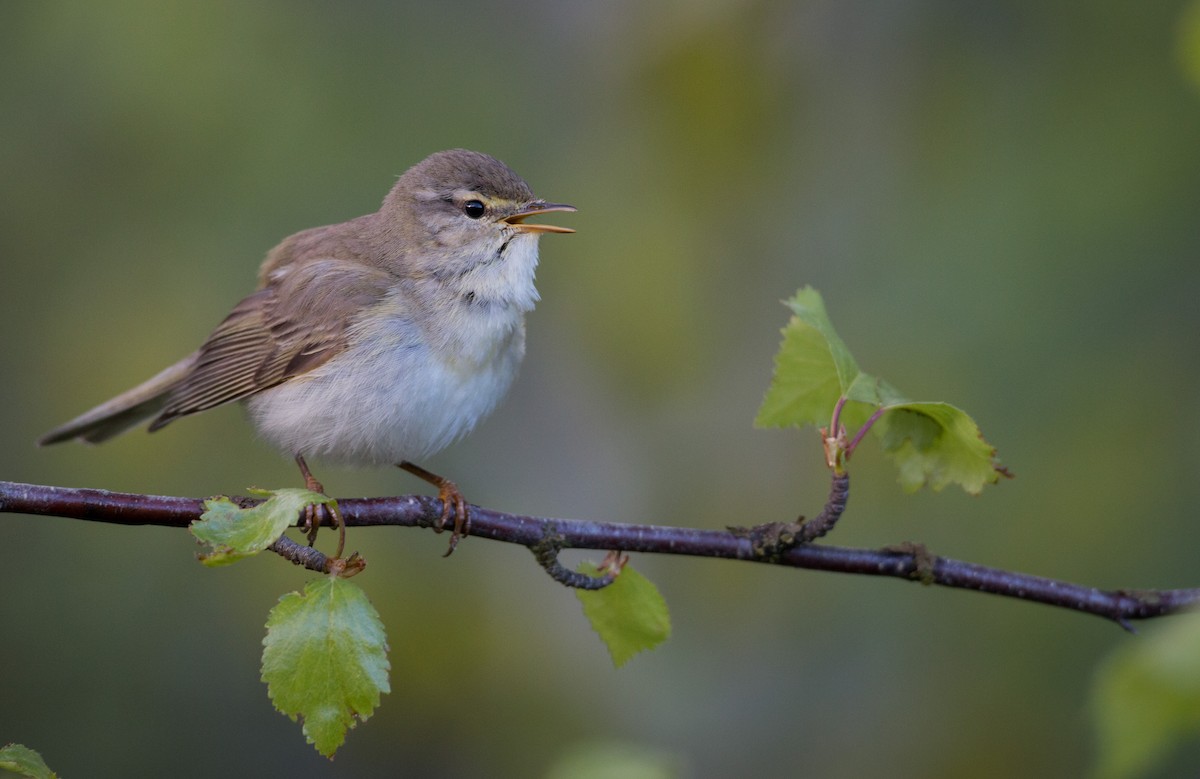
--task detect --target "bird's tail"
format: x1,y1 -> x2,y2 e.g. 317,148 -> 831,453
38,353 -> 199,445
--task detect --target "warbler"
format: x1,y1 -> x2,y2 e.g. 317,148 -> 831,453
39,149 -> 575,550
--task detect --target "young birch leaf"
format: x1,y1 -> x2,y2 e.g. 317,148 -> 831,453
875,402 -> 1004,494
576,563 -> 671,668
784,286 -> 862,390
756,286 -> 862,430
1092,610 -> 1200,779
0,744 -> 57,779
191,488 -> 333,566
262,577 -> 390,758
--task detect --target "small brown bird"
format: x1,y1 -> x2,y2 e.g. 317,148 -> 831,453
39,149 -> 575,550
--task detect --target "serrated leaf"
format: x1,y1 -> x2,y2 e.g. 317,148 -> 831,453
262,577 -> 390,758
0,744 -> 57,779
783,286 -> 862,392
756,286 -> 1006,494
576,563 -> 671,667
756,286 -> 862,431
191,488 -> 333,566
875,402 -> 1005,494
1092,610 -> 1200,779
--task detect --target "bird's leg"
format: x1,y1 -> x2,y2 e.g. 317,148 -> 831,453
398,461 -> 469,556
295,455 -> 335,547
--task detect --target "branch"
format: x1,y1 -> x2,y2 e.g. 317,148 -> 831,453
2,479 -> 1196,628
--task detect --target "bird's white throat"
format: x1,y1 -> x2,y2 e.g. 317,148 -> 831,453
453,230 -> 542,313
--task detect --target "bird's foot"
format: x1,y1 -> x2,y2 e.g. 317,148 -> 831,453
398,461 -> 470,556
295,455 -> 337,547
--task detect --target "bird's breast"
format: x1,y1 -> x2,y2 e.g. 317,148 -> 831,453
246,297 -> 526,465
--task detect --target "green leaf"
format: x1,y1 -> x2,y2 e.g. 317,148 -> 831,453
783,286 -> 863,395
262,577 -> 390,758
0,744 -> 57,779
1092,610 -> 1200,779
876,402 -> 1003,494
191,488 -> 333,566
756,286 -> 1006,493
576,563 -> 671,668
755,286 -> 863,431
755,287 -> 903,435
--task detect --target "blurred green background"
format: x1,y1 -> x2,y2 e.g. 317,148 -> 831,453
3,1 -> 1200,776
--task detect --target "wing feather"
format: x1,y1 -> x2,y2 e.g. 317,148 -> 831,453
150,259 -> 396,429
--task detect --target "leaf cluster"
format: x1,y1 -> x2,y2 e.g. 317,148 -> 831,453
756,287 -> 1007,493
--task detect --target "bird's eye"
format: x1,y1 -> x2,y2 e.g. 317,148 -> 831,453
462,199 -> 486,219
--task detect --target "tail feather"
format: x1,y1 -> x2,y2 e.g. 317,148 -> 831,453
38,353 -> 199,445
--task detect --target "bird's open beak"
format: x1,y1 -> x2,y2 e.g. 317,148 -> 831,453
504,201 -> 576,234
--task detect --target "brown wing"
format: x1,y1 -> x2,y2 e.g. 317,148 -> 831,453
149,259 -> 396,430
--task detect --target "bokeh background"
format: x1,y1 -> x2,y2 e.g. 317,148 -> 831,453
3,2 -> 1200,777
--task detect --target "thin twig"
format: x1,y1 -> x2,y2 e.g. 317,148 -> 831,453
530,526 -> 620,590
798,471 -> 850,543
2,479 -> 1197,626
268,535 -> 331,573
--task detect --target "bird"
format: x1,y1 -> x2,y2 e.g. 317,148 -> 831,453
39,149 -> 575,552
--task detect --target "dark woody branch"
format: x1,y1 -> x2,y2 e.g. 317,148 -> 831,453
1,478 -> 1197,628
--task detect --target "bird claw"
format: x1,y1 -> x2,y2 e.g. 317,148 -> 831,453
436,478 -> 469,557
296,455 -> 329,546
294,453 -> 345,557
398,461 -> 471,556
304,503 -> 337,547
